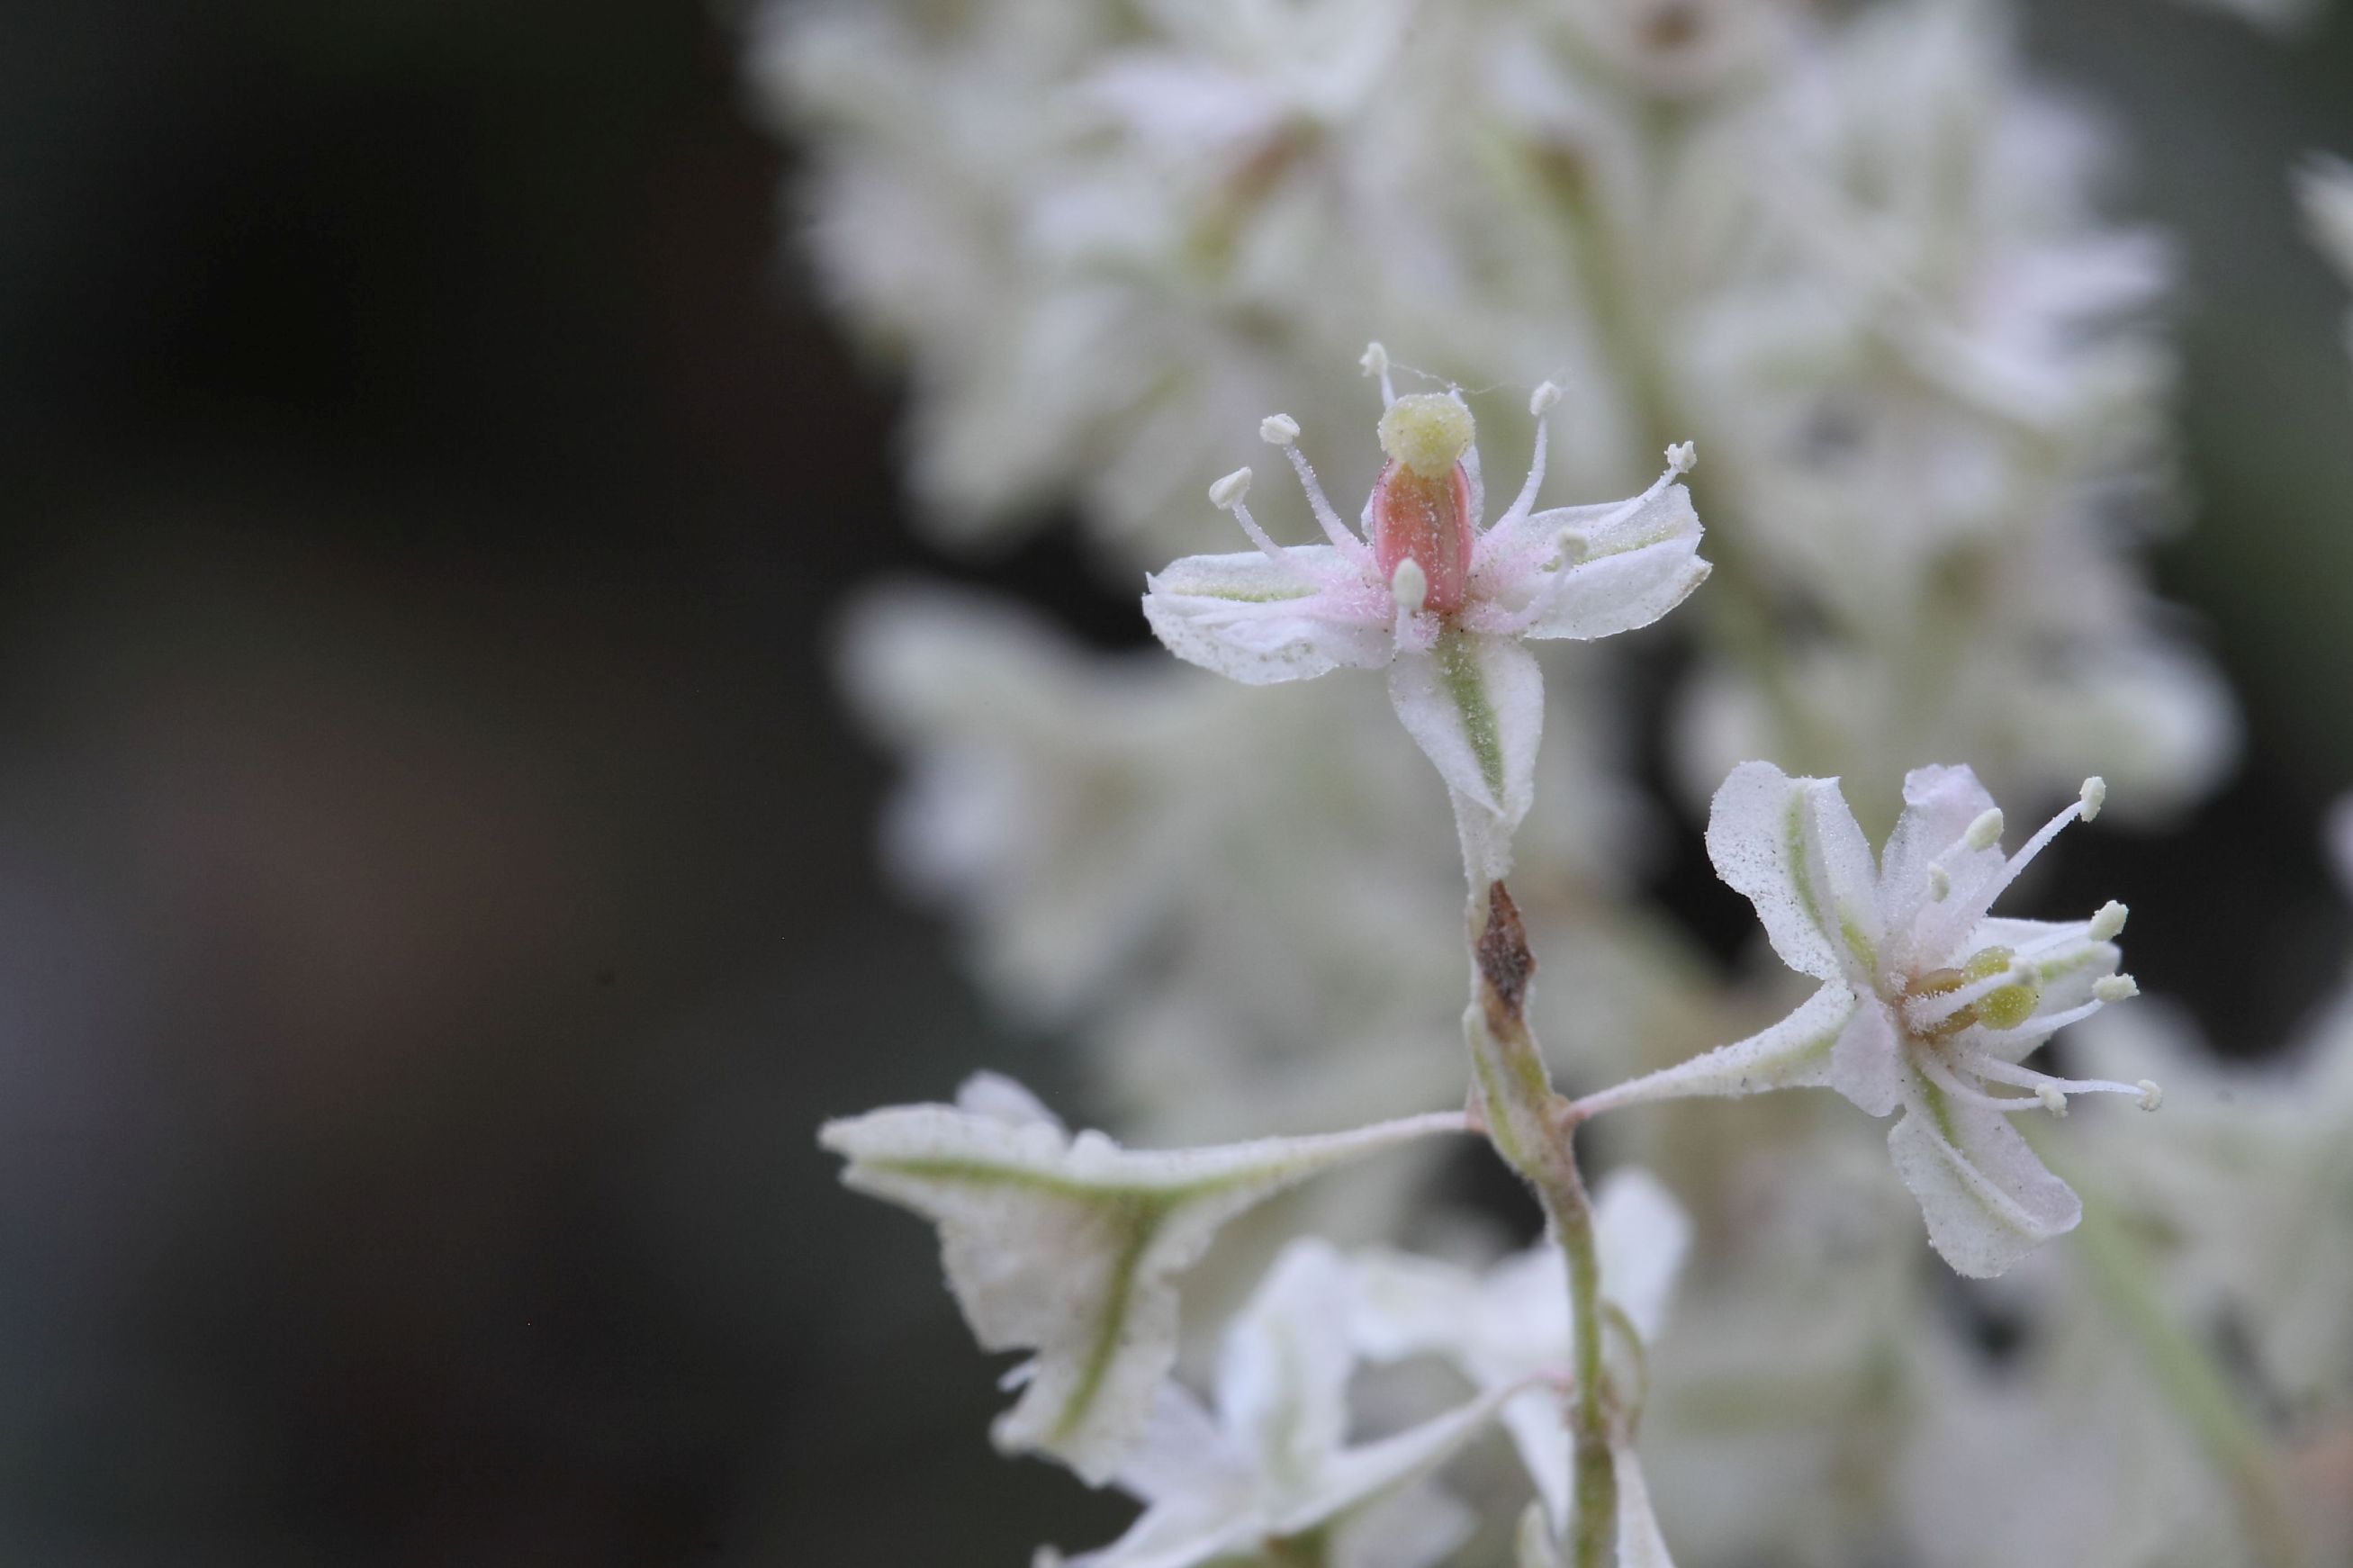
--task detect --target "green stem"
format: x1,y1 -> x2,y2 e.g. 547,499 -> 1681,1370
2070,1194 -> 2303,1568
1465,882 -> 1617,1568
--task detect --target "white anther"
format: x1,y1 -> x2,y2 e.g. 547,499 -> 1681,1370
2088,900 -> 2129,942
1359,341 -> 1390,378
2079,776 -> 2108,822
1964,808 -> 2006,853
1928,866 -> 1952,901
1529,381 -> 1562,417
1665,439 -> 1698,473
1259,413 -> 1301,446
1209,467 -> 1253,510
2036,1084 -> 2069,1117
1390,558 -> 1429,616
2137,1079 -> 2165,1111
2093,974 -> 2139,1004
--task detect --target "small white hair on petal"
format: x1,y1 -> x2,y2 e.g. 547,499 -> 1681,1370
2093,974 -> 2139,1003
1528,381 -> 1561,417
1665,440 -> 1697,473
1259,413 -> 1301,446
2088,900 -> 2128,941
1209,467 -> 1253,509
2078,776 -> 2108,821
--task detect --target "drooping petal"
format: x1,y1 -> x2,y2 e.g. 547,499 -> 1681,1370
1877,765 -> 2005,950
1510,485 -> 1710,643
1143,548 -> 1390,685
1886,1078 -> 2082,1277
1705,761 -> 1883,987
1386,631 -> 1544,869
819,1086 -> 1466,1481
1573,983 -> 1860,1115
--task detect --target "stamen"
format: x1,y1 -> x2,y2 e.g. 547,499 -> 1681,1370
1280,444 -> 1367,554
1211,474 -> 1304,573
1970,998 -> 2104,1055
1360,341 -> 1395,407
1498,389 -> 1555,527
1916,1053 -> 2046,1115
1964,808 -> 2005,853
2078,776 -> 2108,822
2037,1084 -> 2069,1117
1967,1055 -> 2154,1108
2093,975 -> 2139,1003
1391,558 -> 1429,617
1259,413 -> 1301,445
1666,439 -> 1698,474
2088,900 -> 2129,942
1209,467 -> 1252,509
2137,1079 -> 2164,1111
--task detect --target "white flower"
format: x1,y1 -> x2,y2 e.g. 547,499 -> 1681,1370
1144,369 -> 1708,882
1580,763 -> 2157,1277
2302,153 -> 2353,370
818,1073 -> 1468,1482
1351,1169 -> 1691,1547
1044,1239 -> 1503,1568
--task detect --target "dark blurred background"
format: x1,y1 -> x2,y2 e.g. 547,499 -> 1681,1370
0,0 -> 2347,1563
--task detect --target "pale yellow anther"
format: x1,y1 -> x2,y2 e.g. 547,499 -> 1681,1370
1377,393 -> 1476,480
2037,1084 -> 2069,1117
1259,413 -> 1301,446
1359,341 -> 1390,379
1928,865 -> 1952,900
1666,439 -> 1698,473
1209,467 -> 1253,509
1965,808 -> 2006,853
2094,974 -> 2139,1004
2079,776 -> 2108,822
1390,558 -> 1429,616
1528,381 -> 1561,417
2088,900 -> 2128,942
2137,1079 -> 2165,1111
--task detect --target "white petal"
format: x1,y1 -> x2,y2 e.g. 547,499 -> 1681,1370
1826,996 -> 1905,1117
1143,549 -> 1389,686
1592,1169 -> 1691,1346
1879,764 -> 2006,966
1346,1249 -> 1483,1363
1516,486 -> 1711,643
1385,631 -> 1543,824
1503,1388 -> 1575,1533
1516,1500 -> 1564,1568
958,1070 -> 1066,1130
1217,1239 -> 1357,1491
1574,983 -> 1859,1114
1329,1480 -> 1478,1568
1886,1081 -> 2082,1278
819,1091 -> 1465,1480
1705,761 -> 1882,987
1110,1383 -> 1251,1508
1273,1383 -> 1516,1541
1614,1447 -> 1678,1568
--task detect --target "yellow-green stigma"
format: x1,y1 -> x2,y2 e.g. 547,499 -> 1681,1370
1376,393 -> 1475,481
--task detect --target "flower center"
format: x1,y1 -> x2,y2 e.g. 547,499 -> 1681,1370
1904,945 -> 2039,1042
1372,394 -> 1476,617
